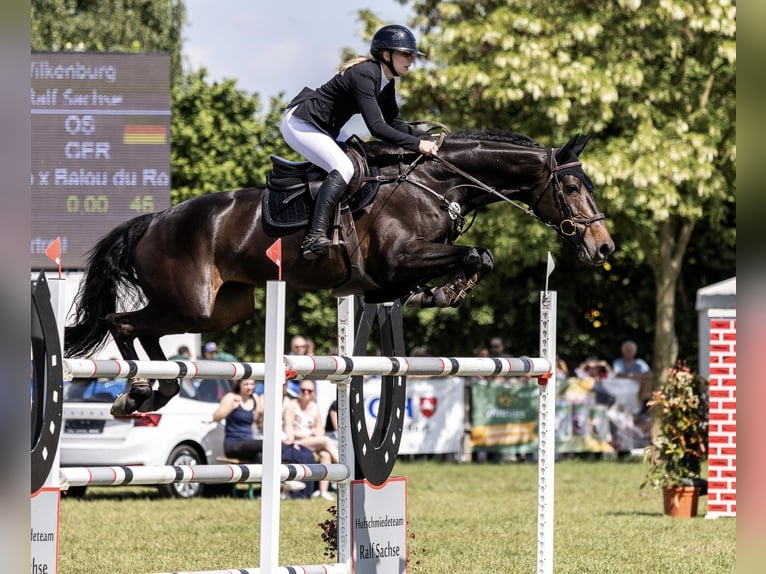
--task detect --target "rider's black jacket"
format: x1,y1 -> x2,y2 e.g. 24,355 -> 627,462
287,59 -> 426,152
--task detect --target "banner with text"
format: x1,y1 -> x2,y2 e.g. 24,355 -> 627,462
352,478 -> 407,574
361,376 -> 465,455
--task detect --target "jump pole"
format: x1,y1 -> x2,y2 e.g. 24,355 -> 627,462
537,289 -> 557,574
260,280 -> 287,573
335,295 -> 355,570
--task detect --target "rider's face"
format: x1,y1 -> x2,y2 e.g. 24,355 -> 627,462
390,50 -> 416,76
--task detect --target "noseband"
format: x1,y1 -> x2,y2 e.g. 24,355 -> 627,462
529,148 -> 606,243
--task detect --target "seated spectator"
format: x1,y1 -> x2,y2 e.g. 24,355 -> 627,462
212,379 -> 264,462
283,380 -> 338,500
325,399 -> 338,442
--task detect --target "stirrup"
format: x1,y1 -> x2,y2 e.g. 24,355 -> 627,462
301,235 -> 331,260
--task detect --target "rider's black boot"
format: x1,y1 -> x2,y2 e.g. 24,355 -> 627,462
301,169 -> 348,260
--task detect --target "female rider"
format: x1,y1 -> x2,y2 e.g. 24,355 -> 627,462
281,24 -> 439,260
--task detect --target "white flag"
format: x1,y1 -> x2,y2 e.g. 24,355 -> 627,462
546,252 -> 555,277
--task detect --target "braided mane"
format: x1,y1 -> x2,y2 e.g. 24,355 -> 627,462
448,129 -> 541,148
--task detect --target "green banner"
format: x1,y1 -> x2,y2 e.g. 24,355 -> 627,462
470,378 -> 614,455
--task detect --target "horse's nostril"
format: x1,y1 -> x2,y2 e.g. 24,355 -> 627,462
600,241 -> 615,257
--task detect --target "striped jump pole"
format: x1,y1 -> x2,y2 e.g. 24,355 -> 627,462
60,463 -> 350,488
63,355 -> 551,382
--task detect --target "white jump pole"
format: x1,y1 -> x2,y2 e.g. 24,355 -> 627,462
537,288 -> 557,574
260,280 -> 286,573
335,296 -> 355,569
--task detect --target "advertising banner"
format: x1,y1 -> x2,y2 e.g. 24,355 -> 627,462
360,376 -> 465,455
352,478 -> 408,574
470,379 -> 540,455
470,378 -> 625,455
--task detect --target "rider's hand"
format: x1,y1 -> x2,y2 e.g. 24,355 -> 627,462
419,139 -> 439,156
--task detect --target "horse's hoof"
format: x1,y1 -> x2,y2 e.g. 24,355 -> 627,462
404,290 -> 433,308
110,393 -> 138,416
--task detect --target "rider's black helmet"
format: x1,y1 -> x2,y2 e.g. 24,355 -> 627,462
370,25 -> 426,58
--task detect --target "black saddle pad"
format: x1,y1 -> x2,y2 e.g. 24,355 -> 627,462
262,166 -> 380,234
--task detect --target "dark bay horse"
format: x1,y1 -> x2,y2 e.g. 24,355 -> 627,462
65,129 -> 614,415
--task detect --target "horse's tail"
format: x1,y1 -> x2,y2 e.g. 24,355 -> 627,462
64,213 -> 155,358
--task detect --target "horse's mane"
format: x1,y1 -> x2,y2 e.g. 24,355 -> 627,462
447,129 -> 541,148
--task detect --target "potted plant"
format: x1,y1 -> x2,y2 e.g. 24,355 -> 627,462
641,361 -> 708,518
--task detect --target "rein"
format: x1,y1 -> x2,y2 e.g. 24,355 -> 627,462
372,148 -> 603,242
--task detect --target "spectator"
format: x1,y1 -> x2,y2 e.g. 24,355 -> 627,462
283,380 -> 338,500
612,340 -> 650,379
290,335 -> 310,355
279,381 -> 322,499
212,379 -> 264,462
202,340 -> 237,362
612,339 -> 652,408
576,356 -> 615,407
575,356 -> 613,379
287,335 -> 312,397
169,345 -> 195,396
489,337 -> 509,357
212,379 -> 309,497
325,399 -> 338,443
202,341 -> 218,360
556,355 -> 570,381
169,345 -> 191,361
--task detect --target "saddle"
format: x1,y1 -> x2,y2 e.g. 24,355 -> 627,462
262,137 -> 380,232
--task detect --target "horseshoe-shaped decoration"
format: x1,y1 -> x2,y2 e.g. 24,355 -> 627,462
349,298 -> 407,486
31,272 -> 63,494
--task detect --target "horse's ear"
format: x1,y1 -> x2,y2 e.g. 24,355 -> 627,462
572,133 -> 592,156
556,135 -> 578,163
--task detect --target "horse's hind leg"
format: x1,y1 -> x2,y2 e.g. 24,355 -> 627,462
106,311 -> 154,415
139,335 -> 181,411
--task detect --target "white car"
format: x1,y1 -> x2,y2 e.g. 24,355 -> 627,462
60,377 -> 231,498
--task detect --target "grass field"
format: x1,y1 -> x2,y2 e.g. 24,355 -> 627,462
59,458 -> 735,573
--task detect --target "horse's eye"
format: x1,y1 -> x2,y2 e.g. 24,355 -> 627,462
566,183 -> 579,194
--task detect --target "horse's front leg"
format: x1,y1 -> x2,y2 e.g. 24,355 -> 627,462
401,244 -> 494,309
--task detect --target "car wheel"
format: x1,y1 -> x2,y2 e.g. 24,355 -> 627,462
158,444 -> 204,499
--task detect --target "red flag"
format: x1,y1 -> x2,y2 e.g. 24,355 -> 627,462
266,238 -> 282,280
45,237 -> 62,278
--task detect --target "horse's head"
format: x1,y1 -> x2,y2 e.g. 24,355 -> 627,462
531,134 -> 615,265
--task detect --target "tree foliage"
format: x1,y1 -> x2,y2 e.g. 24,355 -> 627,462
376,0 -> 735,377
31,0 -> 186,85
31,1 -> 735,370
170,71 -> 294,202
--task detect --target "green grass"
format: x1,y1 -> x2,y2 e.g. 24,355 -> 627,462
59,459 -> 735,573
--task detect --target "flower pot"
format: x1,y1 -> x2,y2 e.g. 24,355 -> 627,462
662,486 -> 700,518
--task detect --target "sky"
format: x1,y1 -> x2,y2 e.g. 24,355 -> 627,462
182,1 -> 413,103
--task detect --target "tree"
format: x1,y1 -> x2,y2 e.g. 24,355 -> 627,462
391,0 -> 735,383
171,70 -> 295,202
31,0 -> 186,85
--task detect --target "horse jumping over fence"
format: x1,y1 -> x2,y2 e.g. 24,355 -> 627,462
65,129 -> 614,415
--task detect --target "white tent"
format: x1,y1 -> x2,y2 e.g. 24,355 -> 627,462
695,276 -> 736,379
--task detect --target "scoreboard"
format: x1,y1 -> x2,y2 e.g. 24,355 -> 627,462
31,53 -> 171,269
